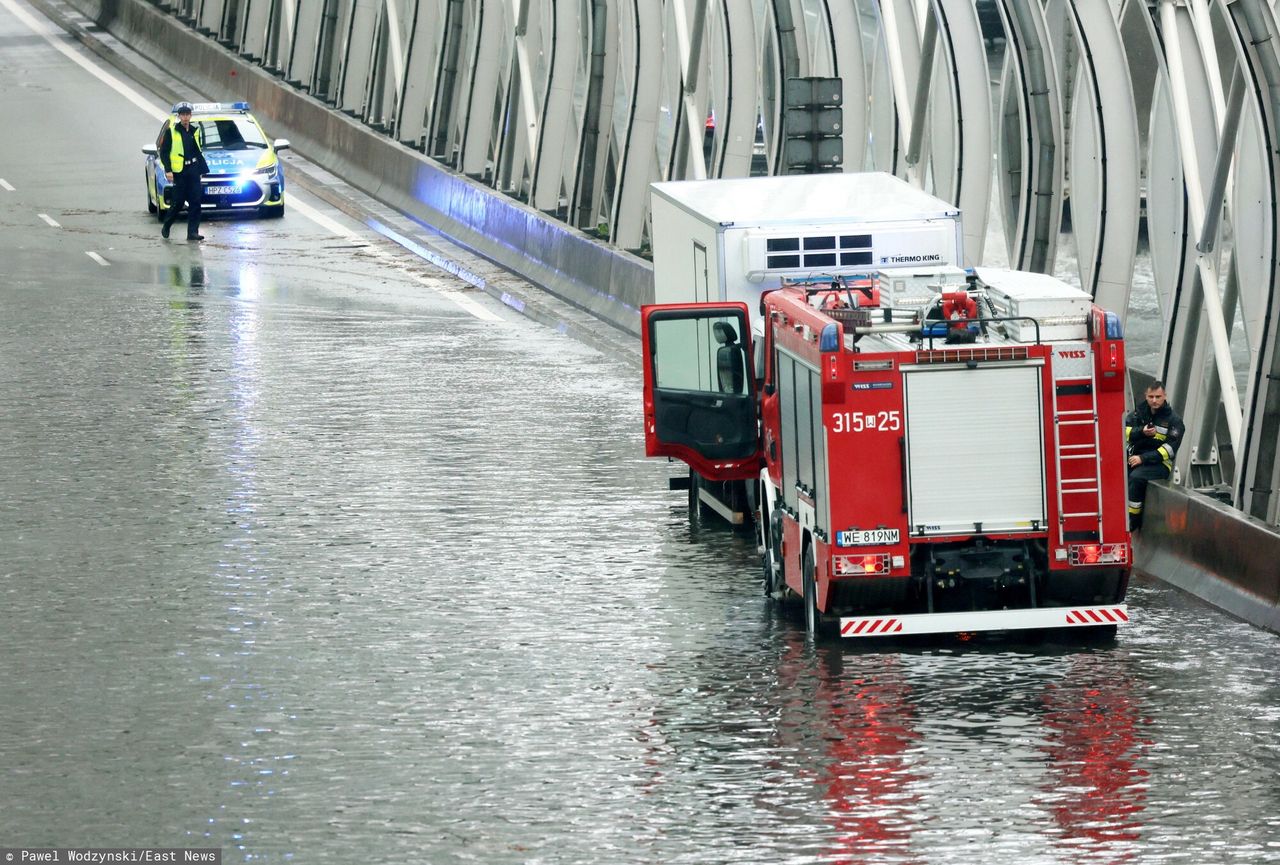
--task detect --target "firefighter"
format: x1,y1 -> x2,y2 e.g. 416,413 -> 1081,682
1124,380 -> 1184,531
159,101 -> 209,242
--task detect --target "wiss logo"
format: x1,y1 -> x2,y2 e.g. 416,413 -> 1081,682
1058,350 -> 1087,359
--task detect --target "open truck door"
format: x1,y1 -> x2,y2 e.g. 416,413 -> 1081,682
641,303 -> 763,481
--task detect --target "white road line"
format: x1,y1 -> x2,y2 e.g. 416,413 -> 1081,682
364,220 -> 503,321
285,195 -> 360,239
0,0 -> 166,121
0,178 -> 14,191
85,251 -> 110,266
2,0 -> 496,322
38,213 -> 60,227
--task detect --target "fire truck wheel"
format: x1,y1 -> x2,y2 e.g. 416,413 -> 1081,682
760,525 -> 779,597
802,546 -> 820,635
762,506 -> 783,596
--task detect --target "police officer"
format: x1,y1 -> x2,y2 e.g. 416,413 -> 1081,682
1124,380 -> 1185,531
158,102 -> 209,241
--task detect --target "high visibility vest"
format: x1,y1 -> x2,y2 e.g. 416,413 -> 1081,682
168,119 -> 202,173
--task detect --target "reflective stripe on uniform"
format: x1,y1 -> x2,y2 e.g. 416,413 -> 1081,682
1128,501 -> 1144,514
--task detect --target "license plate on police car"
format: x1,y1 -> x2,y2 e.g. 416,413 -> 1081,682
206,185 -> 236,195
837,528 -> 900,546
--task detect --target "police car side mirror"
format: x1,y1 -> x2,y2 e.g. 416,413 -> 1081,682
141,143 -> 157,156
273,139 -> 291,152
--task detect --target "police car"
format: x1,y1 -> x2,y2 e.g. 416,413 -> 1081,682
142,102 -> 289,220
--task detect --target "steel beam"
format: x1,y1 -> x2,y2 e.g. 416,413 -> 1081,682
932,0 -> 991,265
709,0 -> 759,178
570,0 -> 615,229
609,0 -> 662,249
1063,0 -> 1140,318
824,0 -> 866,173
670,0 -> 711,181
395,0 -> 444,146
1226,0 -> 1280,524
995,0 -> 1063,273
1159,0 -> 1243,464
459,2 -> 507,178
530,0 -> 579,211
877,0 -> 922,182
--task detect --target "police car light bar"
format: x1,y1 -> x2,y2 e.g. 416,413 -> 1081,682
188,102 -> 252,113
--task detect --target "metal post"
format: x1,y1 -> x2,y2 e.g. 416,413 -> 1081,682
906,7 -> 937,169
1198,68 -> 1244,255
1158,0 -> 1243,455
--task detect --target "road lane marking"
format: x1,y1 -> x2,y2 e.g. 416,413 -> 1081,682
0,178 -> 14,191
285,195 -> 359,239
38,213 -> 60,227
365,219 -> 503,321
284,196 -> 499,321
85,251 -> 110,266
3,0 -> 498,322
0,0 -> 166,121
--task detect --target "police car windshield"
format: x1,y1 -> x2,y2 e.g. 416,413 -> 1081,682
193,117 -> 269,150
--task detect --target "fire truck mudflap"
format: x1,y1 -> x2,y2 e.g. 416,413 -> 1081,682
839,605 -> 1129,638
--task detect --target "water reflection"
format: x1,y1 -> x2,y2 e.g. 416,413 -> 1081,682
811,650 -> 924,864
1037,654 -> 1150,862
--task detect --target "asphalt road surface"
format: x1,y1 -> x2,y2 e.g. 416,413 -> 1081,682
3,1 -> 1280,862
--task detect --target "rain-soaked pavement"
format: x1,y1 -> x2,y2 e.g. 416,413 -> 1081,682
4,2 -> 1280,863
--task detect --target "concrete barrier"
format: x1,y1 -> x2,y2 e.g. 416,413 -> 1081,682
58,0 -> 652,337
1135,483 -> 1280,633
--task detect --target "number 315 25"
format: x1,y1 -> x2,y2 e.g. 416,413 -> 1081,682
831,410 -> 902,433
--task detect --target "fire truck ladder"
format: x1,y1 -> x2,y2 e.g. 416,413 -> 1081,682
1051,367 -> 1105,545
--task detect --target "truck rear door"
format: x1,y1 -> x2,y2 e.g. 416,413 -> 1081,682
902,363 -> 1048,534
641,303 -> 763,480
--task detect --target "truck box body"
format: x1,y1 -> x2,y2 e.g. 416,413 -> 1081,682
650,174 -> 965,314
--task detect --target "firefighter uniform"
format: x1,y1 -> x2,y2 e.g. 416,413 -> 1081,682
1124,400 -> 1184,530
159,107 -> 210,240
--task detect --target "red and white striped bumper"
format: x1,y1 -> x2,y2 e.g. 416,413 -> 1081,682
839,605 -> 1129,637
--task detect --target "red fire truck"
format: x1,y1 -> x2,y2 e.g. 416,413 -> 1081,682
641,266 -> 1132,637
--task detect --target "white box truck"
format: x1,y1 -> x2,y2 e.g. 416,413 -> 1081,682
649,172 -> 966,318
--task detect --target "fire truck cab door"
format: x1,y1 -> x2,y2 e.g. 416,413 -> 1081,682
641,303 -> 762,480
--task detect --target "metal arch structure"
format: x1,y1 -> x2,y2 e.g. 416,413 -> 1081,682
1224,0 -> 1280,524
140,0 -> 1280,526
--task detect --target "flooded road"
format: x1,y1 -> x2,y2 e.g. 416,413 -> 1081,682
3,2 -> 1280,862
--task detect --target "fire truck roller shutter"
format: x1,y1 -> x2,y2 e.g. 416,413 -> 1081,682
903,364 -> 1047,534
714,321 -> 746,394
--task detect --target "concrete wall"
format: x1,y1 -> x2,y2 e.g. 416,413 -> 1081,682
60,0 -> 652,337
